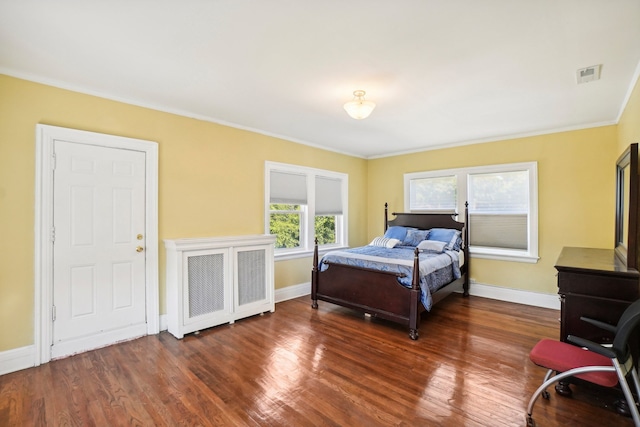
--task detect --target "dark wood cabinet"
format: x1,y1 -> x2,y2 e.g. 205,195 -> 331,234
556,247 -> 640,344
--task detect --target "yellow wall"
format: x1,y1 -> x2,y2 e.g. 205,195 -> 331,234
0,75 -> 368,351
368,127 -> 618,295
618,75 -> 640,153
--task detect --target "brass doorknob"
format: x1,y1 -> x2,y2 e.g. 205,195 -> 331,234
136,246 -> 144,252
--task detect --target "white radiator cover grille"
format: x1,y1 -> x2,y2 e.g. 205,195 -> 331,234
187,253 -> 225,318
237,249 -> 266,306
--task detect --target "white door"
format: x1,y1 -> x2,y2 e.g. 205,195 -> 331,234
51,140 -> 147,358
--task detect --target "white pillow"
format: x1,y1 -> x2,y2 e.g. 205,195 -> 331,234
369,237 -> 400,248
417,239 -> 446,253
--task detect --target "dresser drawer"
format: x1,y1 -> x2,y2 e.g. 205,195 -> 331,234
557,270 -> 640,301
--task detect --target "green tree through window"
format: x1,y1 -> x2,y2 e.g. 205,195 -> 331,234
269,205 -> 337,248
269,204 -> 300,249
315,215 -> 336,245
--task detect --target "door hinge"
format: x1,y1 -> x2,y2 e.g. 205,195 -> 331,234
51,226 -> 55,243
51,152 -> 56,170
52,306 -> 56,321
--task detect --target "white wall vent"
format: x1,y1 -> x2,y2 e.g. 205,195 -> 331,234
576,64 -> 601,84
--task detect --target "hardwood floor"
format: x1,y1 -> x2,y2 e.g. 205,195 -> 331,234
0,294 -> 634,426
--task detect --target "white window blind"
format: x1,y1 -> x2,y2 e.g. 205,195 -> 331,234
269,171 -> 307,204
468,170 -> 529,250
409,175 -> 457,211
315,176 -> 343,215
469,214 -> 528,249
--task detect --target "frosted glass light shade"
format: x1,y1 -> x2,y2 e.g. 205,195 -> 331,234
343,90 -> 376,119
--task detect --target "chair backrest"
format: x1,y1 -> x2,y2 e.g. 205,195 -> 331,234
612,298 -> 640,360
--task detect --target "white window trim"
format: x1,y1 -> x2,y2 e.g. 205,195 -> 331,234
404,162 -> 539,263
265,161 -> 348,260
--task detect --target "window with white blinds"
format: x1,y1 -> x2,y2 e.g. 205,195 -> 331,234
405,162 -> 538,263
266,162 -> 348,258
468,170 -> 529,250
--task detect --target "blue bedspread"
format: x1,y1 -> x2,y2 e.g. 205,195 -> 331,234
319,246 -> 461,310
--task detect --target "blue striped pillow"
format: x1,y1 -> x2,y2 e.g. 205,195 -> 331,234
369,237 -> 400,248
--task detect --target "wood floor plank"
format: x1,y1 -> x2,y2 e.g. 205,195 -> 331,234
0,294 -> 634,426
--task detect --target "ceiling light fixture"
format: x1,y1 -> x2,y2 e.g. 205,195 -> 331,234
343,90 -> 376,120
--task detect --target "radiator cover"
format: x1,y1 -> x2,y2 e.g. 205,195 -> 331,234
164,235 -> 276,338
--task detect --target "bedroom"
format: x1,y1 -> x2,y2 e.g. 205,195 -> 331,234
1,1 -> 640,424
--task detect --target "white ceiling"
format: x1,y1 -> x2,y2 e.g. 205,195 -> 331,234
1,1 -> 640,158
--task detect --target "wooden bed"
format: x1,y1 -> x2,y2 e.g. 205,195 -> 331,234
311,203 -> 470,340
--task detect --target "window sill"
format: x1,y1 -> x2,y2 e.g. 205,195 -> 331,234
469,248 -> 539,264
275,245 -> 349,262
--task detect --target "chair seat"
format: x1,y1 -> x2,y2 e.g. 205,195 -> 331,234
530,338 -> 618,388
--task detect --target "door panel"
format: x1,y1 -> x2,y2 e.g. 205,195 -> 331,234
70,265 -> 96,317
52,140 -> 146,354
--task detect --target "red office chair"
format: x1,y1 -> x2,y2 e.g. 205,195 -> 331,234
526,298 -> 640,427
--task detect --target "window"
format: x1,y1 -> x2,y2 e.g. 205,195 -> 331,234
405,162 -> 538,263
266,162 -> 348,259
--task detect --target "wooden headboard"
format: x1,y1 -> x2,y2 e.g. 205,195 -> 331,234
384,203 -> 468,233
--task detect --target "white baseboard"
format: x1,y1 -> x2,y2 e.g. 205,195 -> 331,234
0,345 -> 35,376
464,282 -> 560,310
275,282 -> 310,303
160,314 -> 168,332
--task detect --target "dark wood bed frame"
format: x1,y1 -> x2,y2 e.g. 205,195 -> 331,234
311,203 -> 470,340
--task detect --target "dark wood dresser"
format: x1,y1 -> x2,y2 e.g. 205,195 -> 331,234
554,247 -> 640,409
555,246 -> 640,345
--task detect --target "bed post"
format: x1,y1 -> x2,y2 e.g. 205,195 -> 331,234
384,202 -> 389,231
463,201 -> 470,297
311,238 -> 319,309
409,247 -> 421,340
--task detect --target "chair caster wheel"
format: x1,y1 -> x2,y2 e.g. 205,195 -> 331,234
555,382 -> 572,397
614,399 -> 632,417
541,390 -> 550,400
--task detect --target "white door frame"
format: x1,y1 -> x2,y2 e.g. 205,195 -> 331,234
34,124 -> 159,365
